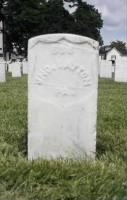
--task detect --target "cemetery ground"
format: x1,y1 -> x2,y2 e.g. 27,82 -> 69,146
0,73 -> 127,200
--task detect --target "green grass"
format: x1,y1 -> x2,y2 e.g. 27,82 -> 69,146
0,73 -> 127,200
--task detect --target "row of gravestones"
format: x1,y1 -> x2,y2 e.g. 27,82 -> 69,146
0,33 -> 125,160
0,61 -> 28,82
99,59 -> 127,82
1,58 -> 126,84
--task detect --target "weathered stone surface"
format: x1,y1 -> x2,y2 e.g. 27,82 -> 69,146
28,34 -> 99,159
22,61 -> 28,74
11,62 -> 21,77
115,58 -> 127,82
100,60 -> 112,78
8,63 -> 13,73
0,62 -> 6,82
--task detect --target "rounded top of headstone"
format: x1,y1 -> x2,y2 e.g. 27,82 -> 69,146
28,33 -> 99,50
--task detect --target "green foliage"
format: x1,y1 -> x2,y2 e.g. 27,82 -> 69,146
0,156 -> 126,200
97,79 -> 127,160
1,0 -> 103,55
65,0 -> 103,44
110,40 -> 127,53
0,74 -> 126,199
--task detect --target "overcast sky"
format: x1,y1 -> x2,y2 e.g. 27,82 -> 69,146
64,0 -> 127,45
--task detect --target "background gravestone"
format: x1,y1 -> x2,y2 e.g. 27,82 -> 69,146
0,62 -> 6,82
11,62 -> 21,77
22,61 -> 28,74
8,63 -> 13,73
115,59 -> 127,82
28,34 -> 99,159
99,60 -> 112,78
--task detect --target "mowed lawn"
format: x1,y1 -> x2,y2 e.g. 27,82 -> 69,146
0,73 -> 127,200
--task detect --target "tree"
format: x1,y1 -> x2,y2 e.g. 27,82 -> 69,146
2,0 -> 48,55
110,41 -> 127,53
1,0 -> 74,56
1,0 -> 103,56
64,0 -> 103,44
0,0 -> 4,20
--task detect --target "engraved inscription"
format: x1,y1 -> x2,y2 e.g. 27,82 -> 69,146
56,88 -> 76,97
52,49 -> 73,55
34,65 -> 92,97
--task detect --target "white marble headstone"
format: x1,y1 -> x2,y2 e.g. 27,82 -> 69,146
8,63 -> 13,73
115,59 -> 127,82
22,61 -> 28,74
0,62 -> 6,82
11,62 -> 21,77
28,34 -> 99,160
100,60 -> 112,78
